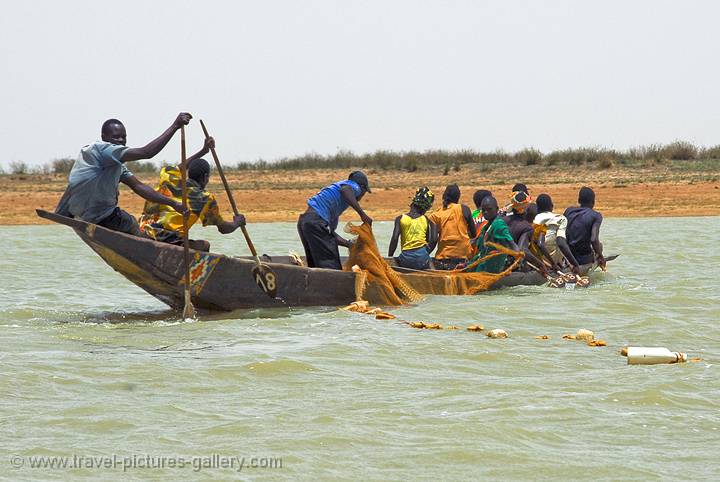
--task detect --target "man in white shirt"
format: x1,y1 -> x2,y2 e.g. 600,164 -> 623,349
533,194 -> 580,273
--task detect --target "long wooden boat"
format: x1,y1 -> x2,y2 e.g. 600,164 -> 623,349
37,209 -> 614,311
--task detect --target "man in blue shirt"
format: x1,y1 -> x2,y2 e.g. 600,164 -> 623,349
297,171 -> 373,269
56,113 -> 191,235
564,186 -> 606,269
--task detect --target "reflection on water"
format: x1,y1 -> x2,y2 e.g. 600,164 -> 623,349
1,218 -> 719,480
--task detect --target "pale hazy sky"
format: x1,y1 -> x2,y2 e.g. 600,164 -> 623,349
1,0 -> 718,168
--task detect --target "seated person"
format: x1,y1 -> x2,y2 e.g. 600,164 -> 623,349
500,183 -> 530,216
297,171 -> 372,269
471,189 -> 492,231
534,193 -> 581,273
427,184 -> 476,270
501,192 -> 548,272
388,187 -> 438,270
56,114 -> 192,235
138,137 -> 246,251
564,186 -> 605,269
525,202 -> 560,273
464,196 -> 520,273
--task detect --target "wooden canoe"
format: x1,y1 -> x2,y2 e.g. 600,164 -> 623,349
37,209 -> 359,311
37,210 -> 615,311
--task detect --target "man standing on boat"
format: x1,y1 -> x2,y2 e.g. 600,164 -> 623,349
55,113 -> 192,235
297,171 -> 373,269
138,136 -> 247,252
564,186 -> 606,270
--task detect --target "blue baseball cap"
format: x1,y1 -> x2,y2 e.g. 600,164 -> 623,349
349,171 -> 371,193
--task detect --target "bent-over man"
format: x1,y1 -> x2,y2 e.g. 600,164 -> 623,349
297,171 -> 373,269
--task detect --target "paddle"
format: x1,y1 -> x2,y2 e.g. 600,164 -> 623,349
525,260 -> 562,285
588,254 -> 619,273
199,119 -> 278,298
179,125 -> 196,319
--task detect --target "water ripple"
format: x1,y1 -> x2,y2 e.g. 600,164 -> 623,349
1,219 -> 719,480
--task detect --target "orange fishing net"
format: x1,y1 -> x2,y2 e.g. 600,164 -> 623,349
529,223 -> 548,262
344,223 -> 524,306
344,223 -> 424,305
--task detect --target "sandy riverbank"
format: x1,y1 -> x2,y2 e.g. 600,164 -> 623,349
1,163 -> 718,225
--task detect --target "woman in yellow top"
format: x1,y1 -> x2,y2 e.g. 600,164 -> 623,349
387,187 -> 438,270
426,184 -> 476,270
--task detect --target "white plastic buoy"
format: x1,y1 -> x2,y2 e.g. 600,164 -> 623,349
626,347 -> 688,365
487,329 -> 508,338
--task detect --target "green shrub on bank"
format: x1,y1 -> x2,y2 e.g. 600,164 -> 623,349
4,140 -> 719,175
699,145 -> 720,159
9,161 -> 29,175
52,158 -> 75,174
515,148 -> 542,165
661,141 -> 697,160
131,161 -> 159,173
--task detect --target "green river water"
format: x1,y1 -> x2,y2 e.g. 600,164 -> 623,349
1,218 -> 719,481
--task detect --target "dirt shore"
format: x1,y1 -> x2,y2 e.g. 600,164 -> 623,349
2,163 -> 719,225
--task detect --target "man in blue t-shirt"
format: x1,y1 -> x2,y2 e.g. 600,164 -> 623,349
297,171 -> 373,269
56,113 -> 191,235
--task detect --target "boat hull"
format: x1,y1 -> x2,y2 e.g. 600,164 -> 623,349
38,210 -> 615,311
37,210 -> 358,311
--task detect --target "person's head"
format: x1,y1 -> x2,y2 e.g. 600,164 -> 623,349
512,183 -> 529,195
443,184 -> 461,207
473,189 -> 492,209
480,196 -> 499,222
349,171 -> 371,200
509,190 -> 530,215
578,186 -> 595,208
410,186 -> 434,214
188,159 -> 211,188
101,119 -> 126,146
525,202 -> 538,223
536,193 -> 553,213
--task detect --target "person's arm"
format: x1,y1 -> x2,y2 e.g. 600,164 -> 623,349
387,216 -> 401,257
426,218 -> 438,253
498,238 -> 520,252
121,176 -> 185,213
590,215 -> 604,267
340,185 -> 372,225
535,233 -> 561,272
120,113 -> 192,162
186,136 -> 214,170
518,231 -> 548,274
462,205 -> 477,239
216,214 -> 246,234
335,232 -> 352,248
556,236 -> 581,273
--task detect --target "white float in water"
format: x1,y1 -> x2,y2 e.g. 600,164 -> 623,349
626,347 -> 688,365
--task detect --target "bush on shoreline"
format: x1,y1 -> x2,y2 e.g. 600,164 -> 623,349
231,141 -> 719,171
3,141 -> 719,175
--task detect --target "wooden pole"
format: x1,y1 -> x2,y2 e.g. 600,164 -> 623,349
180,125 -> 196,318
199,119 -> 277,298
